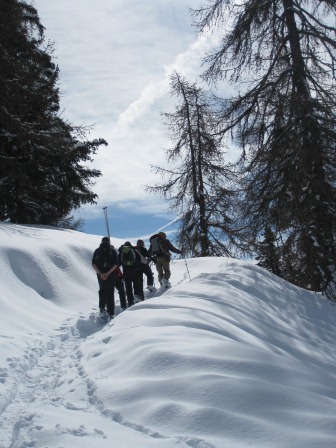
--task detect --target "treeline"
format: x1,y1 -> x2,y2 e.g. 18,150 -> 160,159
0,0 -> 107,229
148,1 -> 336,300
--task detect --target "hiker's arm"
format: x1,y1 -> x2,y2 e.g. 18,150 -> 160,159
106,264 -> 118,276
92,263 -> 101,275
167,241 -> 181,254
101,264 -> 118,280
143,248 -> 150,258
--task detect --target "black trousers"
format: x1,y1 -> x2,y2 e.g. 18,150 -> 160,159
141,263 -> 154,287
115,276 -> 127,309
123,266 -> 144,305
97,273 -> 115,316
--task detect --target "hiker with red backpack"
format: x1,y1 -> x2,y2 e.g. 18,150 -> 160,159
149,232 -> 181,289
118,241 -> 144,305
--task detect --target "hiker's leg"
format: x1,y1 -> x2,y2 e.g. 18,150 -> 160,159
97,275 -> 106,310
143,263 -> 154,287
155,258 -> 164,283
123,269 -> 135,306
104,275 -> 115,316
133,267 -> 144,300
162,258 -> 171,280
115,276 -> 127,309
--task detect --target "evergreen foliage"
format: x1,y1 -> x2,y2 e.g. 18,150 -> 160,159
255,226 -> 281,276
0,0 -> 107,226
195,0 -> 336,299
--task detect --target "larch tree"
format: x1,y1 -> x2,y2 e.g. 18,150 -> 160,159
0,0 -> 106,227
147,72 -> 245,258
195,0 -> 336,299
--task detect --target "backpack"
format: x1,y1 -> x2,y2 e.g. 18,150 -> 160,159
150,234 -> 168,256
114,266 -> 124,278
94,242 -> 112,270
120,245 -> 136,266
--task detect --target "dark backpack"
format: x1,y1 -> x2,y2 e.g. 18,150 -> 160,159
94,242 -> 112,270
120,245 -> 136,266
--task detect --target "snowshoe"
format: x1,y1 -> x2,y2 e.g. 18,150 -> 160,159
161,279 -> 171,290
99,309 -> 113,322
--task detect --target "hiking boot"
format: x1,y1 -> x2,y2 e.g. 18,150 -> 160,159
100,309 -> 110,321
147,285 -> 157,292
161,279 -> 171,289
134,295 -> 142,303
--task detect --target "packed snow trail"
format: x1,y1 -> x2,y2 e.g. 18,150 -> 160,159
0,311 -> 213,448
0,313 -> 107,447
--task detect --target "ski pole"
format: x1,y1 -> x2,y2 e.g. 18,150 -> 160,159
184,256 -> 191,281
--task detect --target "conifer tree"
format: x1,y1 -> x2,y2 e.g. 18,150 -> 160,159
0,0 -> 106,226
148,72 -> 244,258
195,0 -> 336,299
256,226 -> 281,276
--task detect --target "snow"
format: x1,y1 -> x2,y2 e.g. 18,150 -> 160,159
0,222 -> 335,448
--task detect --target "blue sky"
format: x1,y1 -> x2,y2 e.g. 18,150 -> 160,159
84,205 -> 180,241
33,0 -> 217,240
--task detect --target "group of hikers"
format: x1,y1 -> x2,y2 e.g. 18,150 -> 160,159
92,232 -> 182,321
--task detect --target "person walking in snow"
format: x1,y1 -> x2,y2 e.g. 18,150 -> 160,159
100,240 -> 127,311
118,241 -> 144,305
92,236 -> 118,321
135,239 -> 157,293
149,232 -> 181,288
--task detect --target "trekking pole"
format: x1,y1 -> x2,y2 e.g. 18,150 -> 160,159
103,206 -> 110,242
184,256 -> 191,281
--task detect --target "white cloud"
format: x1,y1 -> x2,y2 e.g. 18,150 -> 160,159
33,0 -> 224,229
116,78 -> 169,130
27,0 -> 334,255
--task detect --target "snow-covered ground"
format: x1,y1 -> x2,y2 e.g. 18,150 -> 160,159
0,222 -> 335,448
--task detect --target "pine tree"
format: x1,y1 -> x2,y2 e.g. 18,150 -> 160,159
0,0 -> 107,226
195,0 -> 336,299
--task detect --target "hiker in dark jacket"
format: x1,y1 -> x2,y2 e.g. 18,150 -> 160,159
92,237 -> 118,320
100,241 -> 127,311
135,239 -> 156,293
149,232 -> 181,288
118,241 -> 144,305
